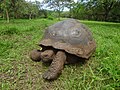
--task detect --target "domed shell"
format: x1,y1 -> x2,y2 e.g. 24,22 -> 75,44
39,19 -> 96,59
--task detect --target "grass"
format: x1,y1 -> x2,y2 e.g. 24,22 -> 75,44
0,18 -> 120,90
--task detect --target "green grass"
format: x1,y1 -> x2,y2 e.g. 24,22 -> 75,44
0,19 -> 120,90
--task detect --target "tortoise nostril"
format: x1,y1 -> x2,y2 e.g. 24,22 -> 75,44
44,55 -> 48,57
41,54 -> 49,58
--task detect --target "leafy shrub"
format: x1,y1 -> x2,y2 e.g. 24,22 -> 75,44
47,16 -> 54,20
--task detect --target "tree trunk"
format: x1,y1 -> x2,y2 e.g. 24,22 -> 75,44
69,3 -> 72,18
103,2 -> 114,21
104,11 -> 109,21
15,12 -> 18,19
6,9 -> 9,23
43,10 -> 48,18
58,2 -> 61,20
69,7 -> 71,18
2,13 -> 5,19
29,13 -> 32,20
58,10 -> 61,20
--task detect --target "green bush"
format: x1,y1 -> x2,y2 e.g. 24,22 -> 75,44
47,15 -> 54,20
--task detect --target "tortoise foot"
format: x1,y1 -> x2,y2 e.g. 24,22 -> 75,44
43,51 -> 66,80
43,70 -> 58,80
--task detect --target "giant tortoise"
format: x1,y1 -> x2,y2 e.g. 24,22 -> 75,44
30,19 -> 96,80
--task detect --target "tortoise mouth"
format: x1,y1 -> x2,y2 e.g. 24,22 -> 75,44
39,39 -> 96,59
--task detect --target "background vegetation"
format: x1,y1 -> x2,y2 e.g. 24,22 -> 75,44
0,0 -> 120,22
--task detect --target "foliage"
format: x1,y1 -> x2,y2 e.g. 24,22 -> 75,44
0,0 -> 120,22
0,0 -> 40,21
43,0 -> 66,19
70,0 -> 120,22
0,0 -> 12,22
43,0 -> 75,19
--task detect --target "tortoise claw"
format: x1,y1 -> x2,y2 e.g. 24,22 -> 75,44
43,70 -> 58,80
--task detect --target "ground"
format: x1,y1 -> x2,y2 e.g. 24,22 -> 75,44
0,18 -> 120,90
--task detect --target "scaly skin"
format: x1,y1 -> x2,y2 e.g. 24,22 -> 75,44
43,51 -> 66,80
30,49 -> 41,62
30,49 -> 55,63
41,50 -> 55,63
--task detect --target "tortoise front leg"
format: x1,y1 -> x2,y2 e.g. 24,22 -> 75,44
43,51 -> 66,80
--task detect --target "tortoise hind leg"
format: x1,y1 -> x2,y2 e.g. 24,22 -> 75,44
43,51 -> 66,80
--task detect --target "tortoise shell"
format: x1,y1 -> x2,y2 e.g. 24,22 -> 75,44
39,19 -> 96,59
